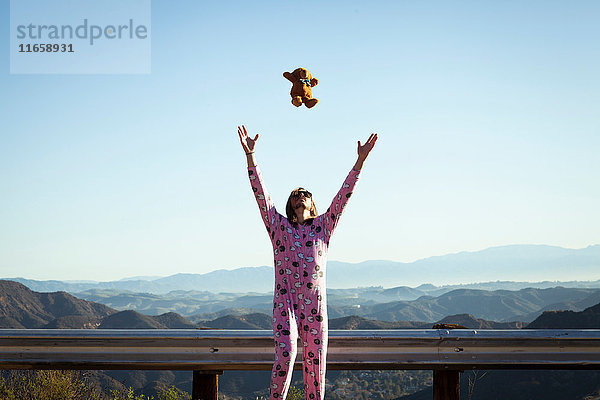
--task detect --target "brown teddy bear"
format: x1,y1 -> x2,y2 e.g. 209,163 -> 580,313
283,67 -> 319,108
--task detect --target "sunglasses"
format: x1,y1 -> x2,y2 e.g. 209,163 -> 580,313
293,190 -> 312,199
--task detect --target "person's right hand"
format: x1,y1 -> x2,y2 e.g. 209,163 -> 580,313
238,125 -> 259,154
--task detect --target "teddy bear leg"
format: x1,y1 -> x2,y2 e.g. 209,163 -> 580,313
304,98 -> 319,108
291,97 -> 303,107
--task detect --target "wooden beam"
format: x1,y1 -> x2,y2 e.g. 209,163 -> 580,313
192,370 -> 222,400
433,370 -> 460,400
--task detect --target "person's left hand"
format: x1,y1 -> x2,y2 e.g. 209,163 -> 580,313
357,133 -> 378,160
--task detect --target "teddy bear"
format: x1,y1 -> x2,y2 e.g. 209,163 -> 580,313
283,67 -> 319,108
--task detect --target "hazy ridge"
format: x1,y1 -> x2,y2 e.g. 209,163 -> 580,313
8,244 -> 600,294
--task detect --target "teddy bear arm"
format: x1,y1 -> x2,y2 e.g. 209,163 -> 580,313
283,71 -> 295,82
310,77 -> 319,87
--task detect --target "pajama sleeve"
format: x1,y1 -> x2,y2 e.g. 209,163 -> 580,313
248,164 -> 279,234
323,168 -> 361,237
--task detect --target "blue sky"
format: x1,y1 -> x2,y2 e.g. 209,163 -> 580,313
1,1 -> 599,281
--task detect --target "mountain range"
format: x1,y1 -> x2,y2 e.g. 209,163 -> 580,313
0,280 -> 526,330
71,285 -> 600,323
3,279 -> 600,329
7,244 -> 600,294
0,280 -> 114,329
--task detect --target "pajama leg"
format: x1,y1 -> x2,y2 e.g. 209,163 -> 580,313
270,304 -> 298,400
301,311 -> 327,400
299,276 -> 328,400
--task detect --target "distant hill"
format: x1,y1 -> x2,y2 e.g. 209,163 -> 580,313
153,312 -> 197,329
0,280 -> 115,328
98,310 -> 197,329
9,267 -> 275,294
526,303 -> 600,329
204,312 -> 525,331
0,281 -> 199,330
328,314 -> 524,330
8,244 -> 600,293
435,314 -> 524,329
329,316 -> 427,329
44,315 -> 103,329
72,289 -> 264,317
327,244 -> 600,288
0,316 -> 25,329
188,308 -> 267,323
201,313 -> 273,329
99,310 -> 165,329
71,285 -> 600,323
327,287 -> 600,323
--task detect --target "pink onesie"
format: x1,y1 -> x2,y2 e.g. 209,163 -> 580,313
248,164 -> 360,400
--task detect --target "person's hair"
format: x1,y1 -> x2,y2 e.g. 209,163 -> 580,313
286,187 -> 318,224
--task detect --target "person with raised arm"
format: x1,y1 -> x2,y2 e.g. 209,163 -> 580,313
238,125 -> 377,400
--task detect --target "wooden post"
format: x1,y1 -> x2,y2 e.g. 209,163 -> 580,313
433,370 -> 460,400
192,370 -> 223,400
432,323 -> 464,400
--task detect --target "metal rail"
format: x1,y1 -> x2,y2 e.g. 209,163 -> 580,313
1,329 -> 600,371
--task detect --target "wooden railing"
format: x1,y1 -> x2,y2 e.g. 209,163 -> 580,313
1,329 -> 600,399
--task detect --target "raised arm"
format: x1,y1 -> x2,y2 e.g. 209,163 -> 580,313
324,133 -> 378,237
238,124 -> 258,168
238,125 -> 278,234
353,133 -> 378,171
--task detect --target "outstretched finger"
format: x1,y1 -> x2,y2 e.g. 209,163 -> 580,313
253,134 -> 260,142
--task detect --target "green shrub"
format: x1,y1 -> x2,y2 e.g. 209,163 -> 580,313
0,370 -> 191,400
154,383 -> 191,400
107,381 -> 191,400
286,385 -> 304,400
0,370 -> 102,400
109,387 -> 150,400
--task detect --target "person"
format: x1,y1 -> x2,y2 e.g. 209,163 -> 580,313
237,125 -> 377,400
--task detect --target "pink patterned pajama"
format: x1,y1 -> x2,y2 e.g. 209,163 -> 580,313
248,165 -> 360,400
